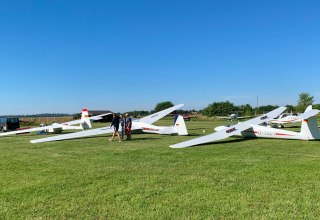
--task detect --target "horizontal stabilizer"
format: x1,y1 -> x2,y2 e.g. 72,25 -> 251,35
298,109 -> 319,120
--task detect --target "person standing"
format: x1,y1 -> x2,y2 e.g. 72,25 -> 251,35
109,113 -> 121,142
125,113 -> 132,140
119,114 -> 125,140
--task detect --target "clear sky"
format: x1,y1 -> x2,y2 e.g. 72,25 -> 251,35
1,0 -> 320,114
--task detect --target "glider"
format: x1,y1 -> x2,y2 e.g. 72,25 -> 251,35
30,104 -> 187,143
170,107 -> 320,148
0,109 -> 110,137
217,113 -> 251,121
269,105 -> 312,127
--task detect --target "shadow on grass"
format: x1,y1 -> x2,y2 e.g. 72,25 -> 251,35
187,133 -> 213,137
187,128 -> 214,131
122,137 -> 161,141
31,135 -> 162,144
3,131 -> 77,138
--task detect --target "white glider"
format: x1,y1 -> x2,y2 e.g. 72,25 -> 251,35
217,113 -> 251,121
170,107 -> 320,148
30,104 -> 187,143
0,109 -> 110,137
269,105 -> 312,127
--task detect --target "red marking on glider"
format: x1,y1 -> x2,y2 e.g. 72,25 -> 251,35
275,133 -> 295,136
142,127 -> 160,131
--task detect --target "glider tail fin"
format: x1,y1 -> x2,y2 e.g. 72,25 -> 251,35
300,109 -> 320,140
304,105 -> 313,112
173,115 -> 188,136
81,109 -> 92,130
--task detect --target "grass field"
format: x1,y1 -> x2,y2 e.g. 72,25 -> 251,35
1,119 -> 320,219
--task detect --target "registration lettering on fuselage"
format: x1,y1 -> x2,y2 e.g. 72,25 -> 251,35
255,130 -> 274,136
260,116 -> 268,120
226,127 -> 237,133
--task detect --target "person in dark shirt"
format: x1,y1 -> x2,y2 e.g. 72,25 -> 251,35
109,113 -> 121,142
125,113 -> 132,140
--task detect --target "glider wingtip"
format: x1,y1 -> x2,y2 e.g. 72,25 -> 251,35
176,104 -> 184,108
169,144 -> 188,149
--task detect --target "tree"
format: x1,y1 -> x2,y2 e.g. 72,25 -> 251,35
202,101 -> 237,117
237,104 -> 254,116
154,101 -> 174,112
297,92 -> 314,113
313,104 -> 320,110
285,105 -> 296,113
128,110 -> 150,118
257,105 -> 279,114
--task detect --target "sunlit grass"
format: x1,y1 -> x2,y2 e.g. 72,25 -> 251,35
1,120 -> 320,219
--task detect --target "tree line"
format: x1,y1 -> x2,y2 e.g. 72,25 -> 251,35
2,92 -> 318,118
148,92 -> 319,118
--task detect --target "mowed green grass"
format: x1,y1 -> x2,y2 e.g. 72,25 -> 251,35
1,120 -> 320,219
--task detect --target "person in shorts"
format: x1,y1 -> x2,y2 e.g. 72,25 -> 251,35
109,113 -> 121,142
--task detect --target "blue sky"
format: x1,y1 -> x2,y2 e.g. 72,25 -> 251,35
1,0 -> 320,114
